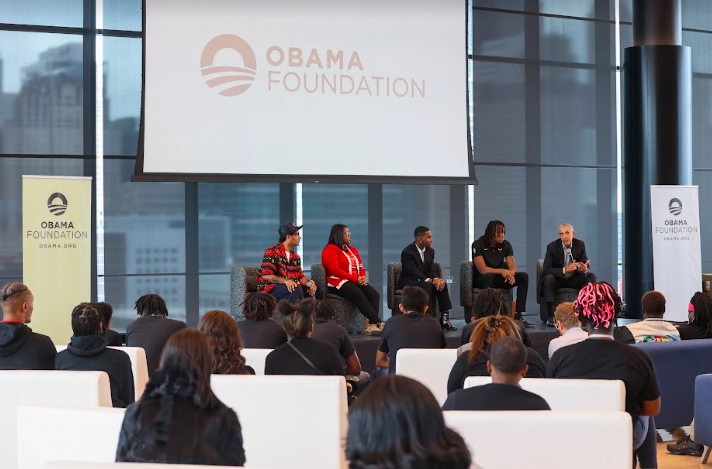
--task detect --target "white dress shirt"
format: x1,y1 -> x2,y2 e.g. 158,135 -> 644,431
548,326 -> 588,358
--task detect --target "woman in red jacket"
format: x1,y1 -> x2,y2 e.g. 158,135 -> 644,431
322,224 -> 384,335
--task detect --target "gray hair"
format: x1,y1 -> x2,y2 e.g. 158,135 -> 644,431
559,223 -> 574,232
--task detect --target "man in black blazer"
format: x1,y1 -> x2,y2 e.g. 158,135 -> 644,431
399,226 -> 456,331
541,223 -> 597,325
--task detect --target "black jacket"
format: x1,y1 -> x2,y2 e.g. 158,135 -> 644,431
399,243 -> 438,288
0,321 -> 56,370
115,374 -> 245,466
56,334 -> 135,408
543,238 -> 589,278
126,316 -> 187,375
104,329 -> 123,346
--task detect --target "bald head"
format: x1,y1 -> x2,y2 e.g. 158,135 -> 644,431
0,282 -> 34,323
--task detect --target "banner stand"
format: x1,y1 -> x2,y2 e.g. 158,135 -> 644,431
22,176 -> 92,344
650,185 -> 702,322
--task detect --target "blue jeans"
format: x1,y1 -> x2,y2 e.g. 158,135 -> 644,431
633,416 -> 657,469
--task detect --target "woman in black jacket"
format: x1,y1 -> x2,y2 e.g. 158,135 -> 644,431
56,303 -> 134,408
447,315 -> 545,395
265,298 -> 345,376
115,329 -> 246,466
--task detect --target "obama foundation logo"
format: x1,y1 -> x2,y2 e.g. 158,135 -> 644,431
47,192 -> 68,216
668,198 -> 683,216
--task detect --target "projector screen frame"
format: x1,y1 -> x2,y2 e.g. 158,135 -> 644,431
133,0 -> 476,185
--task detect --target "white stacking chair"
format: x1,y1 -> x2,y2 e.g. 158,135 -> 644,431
55,344 -> 149,399
43,463 -> 258,469
211,375 -> 348,469
445,410 -> 632,469
18,405 -> 126,469
463,377 -> 626,411
395,348 -> 458,405
0,370 -> 112,469
240,348 -> 272,375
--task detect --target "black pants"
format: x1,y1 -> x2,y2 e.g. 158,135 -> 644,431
400,282 -> 453,325
328,282 -> 381,324
541,272 -> 597,318
270,283 -> 324,304
473,272 -> 529,318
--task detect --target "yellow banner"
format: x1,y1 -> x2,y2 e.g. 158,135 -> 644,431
23,176 -> 92,344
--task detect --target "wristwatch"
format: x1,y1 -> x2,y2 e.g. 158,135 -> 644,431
306,281 -> 313,288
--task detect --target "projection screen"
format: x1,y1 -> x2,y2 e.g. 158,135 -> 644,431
135,0 -> 474,183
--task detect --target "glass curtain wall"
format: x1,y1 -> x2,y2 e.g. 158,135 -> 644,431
7,0 -> 693,328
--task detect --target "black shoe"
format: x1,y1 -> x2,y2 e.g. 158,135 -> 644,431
546,317 -> 556,327
519,319 -> 535,329
667,437 -> 704,456
442,319 -> 458,331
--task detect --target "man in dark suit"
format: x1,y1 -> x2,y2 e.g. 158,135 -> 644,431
541,223 -> 597,325
399,226 -> 456,331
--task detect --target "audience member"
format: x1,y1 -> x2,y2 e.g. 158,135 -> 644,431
346,375 -> 472,469
448,315 -> 544,394
376,286 -> 446,375
546,282 -> 660,469
236,292 -> 288,349
443,337 -> 550,411
312,300 -> 369,382
617,291 -> 680,344
460,288 -> 532,346
0,282 -> 55,370
665,293 -> 711,456
125,294 -> 187,375
548,302 -> 587,357
56,303 -> 135,408
116,329 -> 245,465
95,302 -> 122,346
677,291 -> 712,340
322,223 -> 384,334
198,310 -> 254,375
264,299 -> 344,376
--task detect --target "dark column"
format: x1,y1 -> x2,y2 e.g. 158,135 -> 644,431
279,183 -> 295,224
83,0 -> 97,301
524,2 -> 542,316
185,183 -> 199,326
449,185 -> 467,316
367,184 -> 384,314
623,0 -> 692,318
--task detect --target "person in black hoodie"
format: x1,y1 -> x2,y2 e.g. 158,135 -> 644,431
116,329 -> 246,466
95,302 -> 123,346
0,282 -> 55,370
56,303 -> 135,408
125,294 -> 187,375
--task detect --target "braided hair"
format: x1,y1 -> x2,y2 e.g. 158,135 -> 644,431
134,294 -> 168,317
483,220 -> 506,243
573,282 -> 621,330
689,292 -> 712,333
468,315 -> 521,364
71,303 -> 103,336
241,292 -> 277,321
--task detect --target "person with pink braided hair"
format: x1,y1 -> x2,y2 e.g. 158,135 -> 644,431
546,282 -> 661,469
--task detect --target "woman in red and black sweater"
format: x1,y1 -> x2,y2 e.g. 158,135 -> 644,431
322,224 -> 384,335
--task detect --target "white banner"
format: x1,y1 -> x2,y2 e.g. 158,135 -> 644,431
651,185 -> 702,322
142,0 -> 470,179
23,176 -> 92,343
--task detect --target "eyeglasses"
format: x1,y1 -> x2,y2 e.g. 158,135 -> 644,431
344,231 -> 351,236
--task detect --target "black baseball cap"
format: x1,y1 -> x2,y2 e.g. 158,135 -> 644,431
279,222 -> 303,239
